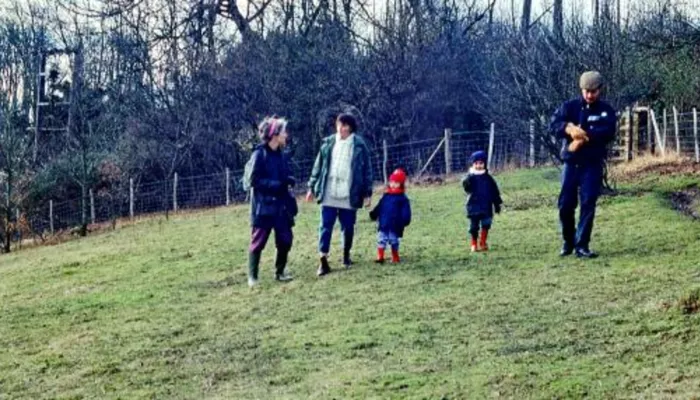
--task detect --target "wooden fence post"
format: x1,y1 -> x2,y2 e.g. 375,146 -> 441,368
49,200 -> 54,235
417,137 -> 446,178
673,106 -> 680,155
173,172 -> 178,212
129,178 -> 134,219
626,107 -> 633,161
662,108 -> 667,151
382,139 -> 389,184
89,188 -> 95,224
529,119 -> 536,168
487,123 -> 495,170
647,109 -> 653,154
694,108 -> 699,163
649,109 -> 665,157
225,168 -> 231,206
444,128 -> 452,175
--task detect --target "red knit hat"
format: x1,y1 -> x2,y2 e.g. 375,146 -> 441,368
387,169 -> 407,194
389,169 -> 407,184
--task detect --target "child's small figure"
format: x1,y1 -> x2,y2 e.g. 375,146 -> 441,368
462,151 -> 503,252
369,169 -> 412,263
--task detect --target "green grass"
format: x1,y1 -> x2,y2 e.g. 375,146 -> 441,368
2,167 -> 700,399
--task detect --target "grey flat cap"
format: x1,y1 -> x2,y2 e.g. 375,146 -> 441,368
579,71 -> 604,90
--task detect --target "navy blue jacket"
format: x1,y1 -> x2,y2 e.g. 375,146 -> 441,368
462,172 -> 502,218
248,144 -> 298,227
369,193 -> 412,237
550,97 -> 617,164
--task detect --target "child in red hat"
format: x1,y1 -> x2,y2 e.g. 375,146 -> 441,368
369,169 -> 412,263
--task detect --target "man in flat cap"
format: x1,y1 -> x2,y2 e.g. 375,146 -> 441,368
549,71 -> 617,258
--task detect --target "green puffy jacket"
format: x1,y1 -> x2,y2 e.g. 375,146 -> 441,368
307,134 -> 374,209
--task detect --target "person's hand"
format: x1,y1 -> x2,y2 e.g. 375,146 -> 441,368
364,197 -> 372,208
568,139 -> 586,152
369,208 -> 378,221
305,191 -> 314,203
565,123 -> 588,141
494,204 -> 502,214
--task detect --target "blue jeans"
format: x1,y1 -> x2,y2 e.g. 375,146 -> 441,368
318,206 -> 357,255
558,162 -> 603,250
377,231 -> 400,251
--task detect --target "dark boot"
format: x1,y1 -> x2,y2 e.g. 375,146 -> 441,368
343,248 -> 353,269
275,250 -> 293,282
317,256 -> 331,276
248,251 -> 262,287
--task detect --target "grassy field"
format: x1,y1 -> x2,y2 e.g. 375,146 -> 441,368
1,166 -> 700,399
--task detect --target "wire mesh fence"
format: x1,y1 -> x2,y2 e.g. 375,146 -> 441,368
667,111 -> 699,160
13,109 -> 700,245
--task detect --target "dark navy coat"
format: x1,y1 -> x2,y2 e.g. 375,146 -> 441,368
462,172 -> 502,218
550,97 -> 617,164
369,193 -> 412,237
249,144 -> 298,228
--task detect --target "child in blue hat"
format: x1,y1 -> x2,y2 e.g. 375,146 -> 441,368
461,151 -> 503,252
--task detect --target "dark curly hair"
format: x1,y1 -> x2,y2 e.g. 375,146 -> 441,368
336,113 -> 357,133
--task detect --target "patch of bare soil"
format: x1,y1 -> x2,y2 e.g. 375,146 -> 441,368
611,154 -> 700,183
670,186 -> 700,220
412,175 -> 446,186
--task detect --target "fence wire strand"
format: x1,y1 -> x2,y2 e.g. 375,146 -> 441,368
13,113 -> 700,244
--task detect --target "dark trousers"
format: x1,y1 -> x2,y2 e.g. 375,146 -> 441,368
318,206 -> 357,255
248,217 -> 293,279
558,162 -> 603,250
249,218 -> 293,253
469,216 -> 493,240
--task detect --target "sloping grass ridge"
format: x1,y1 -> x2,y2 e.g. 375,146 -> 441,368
1,166 -> 700,399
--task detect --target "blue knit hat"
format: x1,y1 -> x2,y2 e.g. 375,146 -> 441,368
470,150 -> 487,165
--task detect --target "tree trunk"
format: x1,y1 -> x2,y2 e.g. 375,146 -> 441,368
4,176 -> 12,253
521,0 -> 532,39
593,0 -> 600,26
553,0 -> 563,41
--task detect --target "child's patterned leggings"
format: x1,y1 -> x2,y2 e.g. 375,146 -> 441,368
377,231 -> 400,251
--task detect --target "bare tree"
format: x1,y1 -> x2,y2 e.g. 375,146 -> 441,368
521,0 -> 532,38
553,0 -> 563,41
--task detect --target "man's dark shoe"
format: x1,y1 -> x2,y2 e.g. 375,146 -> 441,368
575,248 -> 598,259
317,256 -> 331,276
560,244 -> 574,257
343,250 -> 353,269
